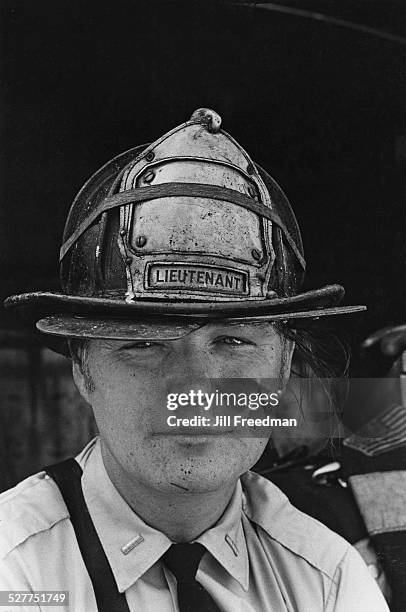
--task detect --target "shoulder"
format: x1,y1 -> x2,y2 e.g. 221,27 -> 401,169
241,470 -> 351,580
0,470 -> 69,561
0,439 -> 98,562
241,472 -> 389,610
0,437 -> 98,563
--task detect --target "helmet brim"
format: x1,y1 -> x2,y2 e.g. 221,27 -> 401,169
36,315 -> 206,342
4,284 -> 366,355
4,284 -> 361,319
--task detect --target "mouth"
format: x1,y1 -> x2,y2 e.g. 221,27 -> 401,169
152,431 -> 234,440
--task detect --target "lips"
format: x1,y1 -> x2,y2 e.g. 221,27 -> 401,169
177,430 -> 233,436
154,430 -> 234,436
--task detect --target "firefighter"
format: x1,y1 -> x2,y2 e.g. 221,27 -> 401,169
0,109 -> 387,611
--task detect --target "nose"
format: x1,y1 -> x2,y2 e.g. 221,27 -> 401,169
168,336 -> 215,374
164,343 -> 217,399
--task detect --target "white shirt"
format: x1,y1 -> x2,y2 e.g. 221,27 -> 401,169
0,438 -> 389,612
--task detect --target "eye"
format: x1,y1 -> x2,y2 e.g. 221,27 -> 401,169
119,340 -> 159,350
215,335 -> 254,346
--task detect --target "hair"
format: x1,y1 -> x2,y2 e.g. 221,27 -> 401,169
279,323 -> 350,379
275,321 -> 351,452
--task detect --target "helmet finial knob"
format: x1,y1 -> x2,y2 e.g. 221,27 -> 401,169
189,108 -> 222,133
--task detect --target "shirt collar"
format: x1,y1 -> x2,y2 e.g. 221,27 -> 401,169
80,438 -> 249,593
196,479 -> 249,591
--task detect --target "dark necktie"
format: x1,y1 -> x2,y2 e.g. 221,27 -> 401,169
163,542 -> 221,612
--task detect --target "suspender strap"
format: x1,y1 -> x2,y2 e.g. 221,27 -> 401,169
45,459 -> 130,612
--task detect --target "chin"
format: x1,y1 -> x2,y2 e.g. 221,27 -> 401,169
161,468 -> 238,494
138,436 -> 265,492
155,452 -> 248,493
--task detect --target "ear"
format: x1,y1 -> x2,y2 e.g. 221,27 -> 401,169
71,358 -> 92,403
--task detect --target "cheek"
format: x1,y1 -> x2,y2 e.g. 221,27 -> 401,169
89,361 -> 170,437
210,348 -> 285,379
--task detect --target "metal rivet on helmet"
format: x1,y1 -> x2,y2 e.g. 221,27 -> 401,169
135,235 -> 147,248
143,171 -> 155,184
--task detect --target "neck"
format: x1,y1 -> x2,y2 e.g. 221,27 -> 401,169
100,444 -> 236,542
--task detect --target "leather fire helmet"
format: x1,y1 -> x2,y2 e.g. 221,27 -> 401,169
5,108 -> 365,353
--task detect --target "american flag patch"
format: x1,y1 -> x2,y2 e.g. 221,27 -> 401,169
344,404 -> 406,457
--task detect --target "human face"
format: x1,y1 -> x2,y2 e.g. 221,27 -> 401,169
73,321 -> 294,495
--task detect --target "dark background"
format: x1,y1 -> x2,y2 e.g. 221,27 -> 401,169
0,0 -> 406,486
